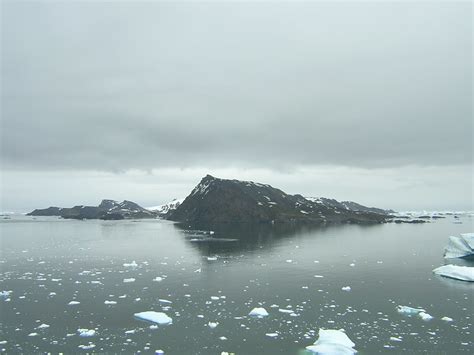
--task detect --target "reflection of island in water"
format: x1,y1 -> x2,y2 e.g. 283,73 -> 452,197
173,221 -> 383,256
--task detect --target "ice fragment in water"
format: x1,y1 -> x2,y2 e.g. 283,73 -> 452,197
248,307 -> 269,317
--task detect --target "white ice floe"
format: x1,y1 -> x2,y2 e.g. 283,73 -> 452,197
444,233 -> 474,258
432,264 -> 474,282
155,350 -> 165,354
266,332 -> 278,338
158,299 -> 172,304
78,343 -> 95,350
37,323 -> 50,329
68,301 -> 80,305
104,300 -> 117,305
123,278 -> 136,283
248,307 -> 269,318
279,309 -> 294,314
306,329 -> 356,354
390,337 -> 402,342
441,316 -> 453,322
28,333 -> 38,337
78,329 -> 96,337
134,311 -> 173,325
153,277 -> 163,282
207,256 -> 218,261
208,321 -> 219,329
418,312 -> 434,321
341,286 -> 351,292
397,305 -> 433,320
123,261 -> 138,268
0,291 -> 11,298
397,305 -> 425,316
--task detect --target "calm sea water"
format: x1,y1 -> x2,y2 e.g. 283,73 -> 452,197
0,215 -> 472,354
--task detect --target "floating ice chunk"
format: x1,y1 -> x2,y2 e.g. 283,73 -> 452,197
279,309 -> 294,314
306,329 -> 356,354
150,325 -> 158,330
266,332 -> 278,338
249,307 -> 269,318
28,333 -> 38,337
208,322 -> 219,329
314,275 -> 324,278
37,323 -> 50,329
78,329 -> 96,337
0,291 -> 12,298
68,301 -> 80,306
78,343 -> 95,350
341,286 -> 351,292
219,336 -> 227,340
155,350 -> 164,354
104,300 -> 117,305
123,261 -> 138,268
211,296 -> 220,300
159,299 -> 172,304
441,316 -> 453,322
397,305 -> 425,316
153,277 -> 163,282
418,312 -> 433,321
349,263 -> 355,267
134,311 -> 172,325
125,329 -> 136,334
123,278 -> 135,283
444,234 -> 474,258
433,265 -> 474,282
390,337 -> 402,342
207,256 -> 218,261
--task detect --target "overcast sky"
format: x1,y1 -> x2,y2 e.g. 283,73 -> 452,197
1,0 -> 472,212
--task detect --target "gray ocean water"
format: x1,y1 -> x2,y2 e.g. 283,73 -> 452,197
0,215 -> 472,354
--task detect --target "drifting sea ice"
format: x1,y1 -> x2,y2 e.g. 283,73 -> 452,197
134,311 -> 173,325
444,234 -> 474,259
123,278 -> 135,283
208,322 -> 219,329
397,305 -> 433,320
78,329 -> 96,337
123,261 -> 138,268
248,307 -> 269,318
397,306 -> 425,316
68,301 -> 80,305
432,265 -> 474,282
306,329 -> 356,354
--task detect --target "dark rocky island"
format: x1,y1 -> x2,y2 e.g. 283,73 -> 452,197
167,175 -> 390,226
27,199 -> 156,220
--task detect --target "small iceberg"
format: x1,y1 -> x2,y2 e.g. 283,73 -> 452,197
397,305 -> 433,320
123,261 -> 138,268
134,311 -> 172,325
397,305 -> 425,315
208,321 -> 219,329
433,265 -> 474,282
248,307 -> 269,318
306,329 -> 356,354
78,329 -> 96,337
444,233 -> 474,259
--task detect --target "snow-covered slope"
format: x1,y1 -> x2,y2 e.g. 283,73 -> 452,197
147,198 -> 184,216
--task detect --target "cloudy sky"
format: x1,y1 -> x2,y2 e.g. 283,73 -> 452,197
1,0 -> 472,212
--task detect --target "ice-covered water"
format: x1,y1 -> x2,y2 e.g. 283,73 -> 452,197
0,215 -> 472,353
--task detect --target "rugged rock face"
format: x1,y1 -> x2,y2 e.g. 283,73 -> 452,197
305,197 -> 394,215
27,200 -> 155,220
168,175 -> 388,226
27,207 -> 64,216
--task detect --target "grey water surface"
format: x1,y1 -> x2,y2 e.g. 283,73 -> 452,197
0,215 -> 472,354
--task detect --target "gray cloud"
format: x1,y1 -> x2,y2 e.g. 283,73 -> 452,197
2,1 -> 471,171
